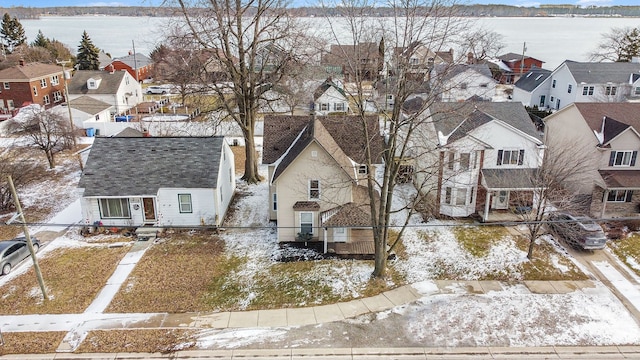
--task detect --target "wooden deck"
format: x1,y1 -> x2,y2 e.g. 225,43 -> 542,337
329,241 -> 375,257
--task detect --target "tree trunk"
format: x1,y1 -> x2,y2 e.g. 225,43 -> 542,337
372,231 -> 387,278
45,150 -> 55,169
527,238 -> 535,260
241,127 -> 260,184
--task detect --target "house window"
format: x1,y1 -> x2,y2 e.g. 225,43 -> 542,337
550,96 -> 554,102
605,86 -> 617,96
272,193 -> 277,211
445,187 -> 452,205
51,75 -> 59,85
125,76 -> 130,85
607,190 -> 633,203
300,212 -> 313,235
89,80 -> 96,88
178,194 -> 192,213
95,115 -> 99,121
447,152 -> 455,170
53,91 -> 63,102
320,103 -> 329,111
334,102 -> 345,111
32,86 -> 37,96
567,84 -> 572,93
609,150 -> 637,167
635,87 -> 640,96
99,198 -> 131,218
43,95 -> 50,105
497,149 -> 524,166
456,188 -> 467,206
552,79 -> 556,88
409,57 -> 419,65
3,82 -> 9,89
460,153 -> 470,170
309,179 -> 320,200
40,78 -> 47,88
582,86 -> 594,95
358,165 -> 368,175
229,168 -> 232,183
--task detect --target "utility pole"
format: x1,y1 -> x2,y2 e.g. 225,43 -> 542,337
56,60 -> 77,148
520,42 -> 527,75
7,175 -> 48,301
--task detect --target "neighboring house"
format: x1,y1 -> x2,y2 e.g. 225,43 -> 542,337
392,43 -> 454,81
426,102 -> 544,220
321,43 -> 382,82
263,114 -> 385,255
104,53 -> 154,82
68,70 -> 143,116
431,64 -> 497,102
545,60 -> 640,110
78,136 -> 235,227
65,95 -> 112,128
512,68 -> 553,107
494,52 -> 545,84
0,60 -> 66,112
543,102 -> 640,218
313,79 -> 350,115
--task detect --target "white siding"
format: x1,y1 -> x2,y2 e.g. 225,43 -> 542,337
314,87 -> 349,115
157,188 -> 216,226
216,141 -> 236,225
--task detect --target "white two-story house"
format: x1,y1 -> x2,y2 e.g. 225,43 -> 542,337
313,79 -> 350,115
68,70 -> 143,117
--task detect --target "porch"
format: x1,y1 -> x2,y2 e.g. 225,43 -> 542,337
328,241 -> 375,258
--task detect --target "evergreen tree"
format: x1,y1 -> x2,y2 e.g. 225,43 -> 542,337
31,30 -> 49,48
76,31 -> 100,70
618,27 -> 640,62
1,13 -> 26,54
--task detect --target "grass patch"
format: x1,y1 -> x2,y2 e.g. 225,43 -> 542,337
0,246 -> 129,314
107,231 -> 226,313
453,225 -> 507,257
0,332 -> 66,355
75,329 -> 197,354
515,235 -> 588,281
609,233 -> 640,276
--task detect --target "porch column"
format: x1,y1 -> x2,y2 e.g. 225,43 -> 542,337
484,190 -> 491,222
323,227 -> 328,254
601,189 -> 609,219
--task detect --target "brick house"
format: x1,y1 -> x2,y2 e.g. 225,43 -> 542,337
103,53 -> 154,82
0,60 -> 66,113
495,52 -> 545,84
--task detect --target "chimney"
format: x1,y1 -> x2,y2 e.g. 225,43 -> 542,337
467,52 -> 475,65
19,58 -> 24,66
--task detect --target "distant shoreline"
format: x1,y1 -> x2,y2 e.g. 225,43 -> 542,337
3,5 -> 640,19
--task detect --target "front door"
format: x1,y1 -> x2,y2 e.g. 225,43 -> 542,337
494,191 -> 509,210
142,197 -> 156,223
539,95 -> 545,107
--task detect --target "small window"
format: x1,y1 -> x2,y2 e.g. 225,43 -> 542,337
32,86 -> 37,96
583,86 -> 594,96
50,75 -> 59,85
3,82 -> 9,89
272,193 -> 277,211
334,103 -> 345,111
550,96 -> 554,102
358,165 -> 368,175
40,78 -> 47,88
309,180 -> 320,200
460,153 -> 470,170
300,212 -> 313,235
447,152 -> 455,170
320,103 -> 329,111
53,91 -> 63,102
606,86 -> 617,96
567,84 -> 572,93
95,114 -> 99,121
456,188 -> 467,206
552,79 -> 556,88
607,190 -> 633,203
43,95 -> 50,105
229,168 -> 232,183
178,194 -> 192,213
445,187 -> 452,205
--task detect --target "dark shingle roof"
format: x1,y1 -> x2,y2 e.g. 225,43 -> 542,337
574,103 -> 640,135
564,60 -> 640,84
68,70 -> 127,95
482,168 -> 538,190
514,68 -> 552,92
79,137 -> 225,197
601,116 -> 631,145
434,63 -> 493,81
110,53 -> 153,69
263,115 -> 384,165
599,170 -> 640,189
430,102 -> 540,142
0,62 -> 62,80
322,202 -> 371,227
69,96 -> 112,115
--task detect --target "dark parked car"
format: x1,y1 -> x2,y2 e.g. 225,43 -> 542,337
547,213 -> 607,250
0,237 -> 40,275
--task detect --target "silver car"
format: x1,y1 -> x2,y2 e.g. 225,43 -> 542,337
0,237 -> 40,275
547,213 -> 607,250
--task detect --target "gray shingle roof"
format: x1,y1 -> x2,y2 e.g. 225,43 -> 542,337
110,53 -> 153,69
482,168 -> 538,190
434,63 -> 493,81
564,60 -> 640,84
69,95 -> 112,115
68,70 -> 126,95
79,137 -> 225,197
514,68 -> 551,92
430,102 -> 540,142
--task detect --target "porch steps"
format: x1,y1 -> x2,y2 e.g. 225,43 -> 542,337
135,227 -> 160,241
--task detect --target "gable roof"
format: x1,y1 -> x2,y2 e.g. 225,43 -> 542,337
601,116 -> 631,145
514,68 -> 552,92
113,127 -> 145,137
313,79 -> 346,101
573,103 -> 640,136
0,62 -> 62,81
69,95 -> 112,115
429,102 -> 540,143
263,115 -> 384,165
68,70 -> 128,95
109,53 -> 153,69
434,63 -> 493,81
563,60 -> 640,84
79,136 -> 225,197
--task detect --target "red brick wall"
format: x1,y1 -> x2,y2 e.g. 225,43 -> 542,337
0,75 -> 66,109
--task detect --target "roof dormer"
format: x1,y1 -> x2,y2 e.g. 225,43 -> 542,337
87,77 -> 102,90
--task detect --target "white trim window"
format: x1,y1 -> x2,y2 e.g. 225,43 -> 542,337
309,179 -> 320,200
178,194 -> 192,213
320,103 -> 329,111
272,193 -> 277,211
51,75 -> 59,86
300,212 -> 314,235
635,87 -> 640,96
3,82 -> 9,89
582,86 -> 594,95
53,91 -> 63,103
605,86 -> 617,96
99,198 -> 131,218
609,150 -> 637,167
607,190 -> 633,203
455,188 -> 467,205
43,95 -> 50,105
497,149 -> 524,166
40,78 -> 47,88
334,102 -> 345,111
358,165 -> 368,175
32,86 -> 37,96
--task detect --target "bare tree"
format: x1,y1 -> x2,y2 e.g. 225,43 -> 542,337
170,0 -> 310,183
8,107 -> 72,169
0,153 -> 43,211
321,0 -> 476,278
590,26 -> 640,62
457,27 -> 505,62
